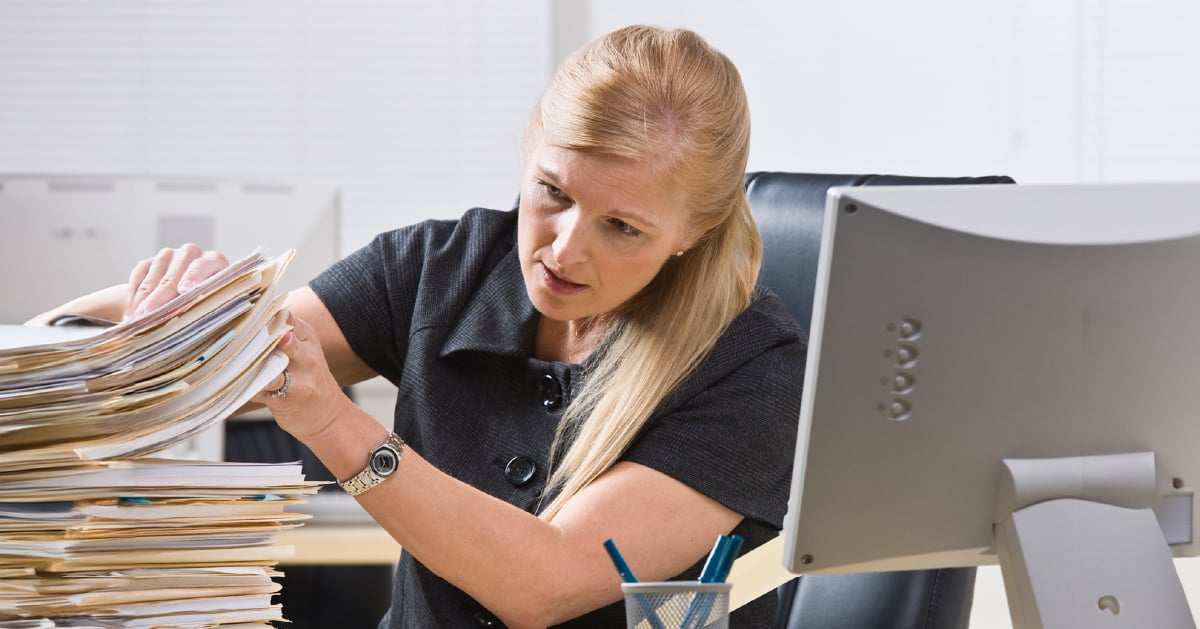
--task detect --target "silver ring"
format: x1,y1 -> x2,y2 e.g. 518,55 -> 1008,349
269,368 -> 292,398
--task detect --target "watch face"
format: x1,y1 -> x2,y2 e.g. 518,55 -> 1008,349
370,447 -> 399,477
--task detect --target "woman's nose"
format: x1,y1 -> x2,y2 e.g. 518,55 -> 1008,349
552,209 -> 589,266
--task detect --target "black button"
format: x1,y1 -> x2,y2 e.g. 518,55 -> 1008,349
504,456 -> 537,486
474,609 -> 500,627
539,374 -> 563,410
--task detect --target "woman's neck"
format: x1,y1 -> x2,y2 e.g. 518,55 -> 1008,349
534,316 -> 606,364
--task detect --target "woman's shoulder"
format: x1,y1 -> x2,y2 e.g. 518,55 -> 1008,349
343,207 -> 518,287
369,207 -> 517,252
730,286 -> 807,347
311,206 -> 519,315
663,287 -> 806,407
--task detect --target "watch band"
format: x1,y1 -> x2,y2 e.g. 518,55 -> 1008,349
338,432 -> 405,497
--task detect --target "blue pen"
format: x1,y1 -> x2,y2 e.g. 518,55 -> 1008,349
603,539 -> 665,629
682,534 -> 743,628
714,534 -> 744,582
697,535 -> 730,583
603,539 -> 639,583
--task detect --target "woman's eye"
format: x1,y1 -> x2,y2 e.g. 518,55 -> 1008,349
609,218 -> 641,237
539,181 -> 567,200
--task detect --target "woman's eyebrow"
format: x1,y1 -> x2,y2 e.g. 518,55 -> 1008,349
534,161 -> 660,230
534,163 -> 565,187
608,206 -> 660,230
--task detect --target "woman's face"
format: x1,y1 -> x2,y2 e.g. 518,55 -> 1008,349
518,140 -> 693,324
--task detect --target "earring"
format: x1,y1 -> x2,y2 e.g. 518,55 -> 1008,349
674,250 -> 685,257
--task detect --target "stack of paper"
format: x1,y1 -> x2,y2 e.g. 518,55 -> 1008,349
0,251 -> 322,628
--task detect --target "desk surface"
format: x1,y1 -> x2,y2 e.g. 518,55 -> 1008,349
275,524 -> 784,613
275,526 -> 1200,621
277,525 -> 401,565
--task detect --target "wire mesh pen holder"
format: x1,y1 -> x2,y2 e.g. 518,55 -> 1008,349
621,581 -> 732,629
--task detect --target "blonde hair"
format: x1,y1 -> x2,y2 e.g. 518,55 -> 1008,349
532,26 -> 761,520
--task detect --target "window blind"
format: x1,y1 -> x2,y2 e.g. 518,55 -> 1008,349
1081,0 -> 1200,181
0,1 -> 552,253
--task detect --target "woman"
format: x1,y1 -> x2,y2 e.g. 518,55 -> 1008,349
38,25 -> 804,627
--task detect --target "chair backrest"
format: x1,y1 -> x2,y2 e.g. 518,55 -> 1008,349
747,172 -> 1015,337
744,171 -> 1015,629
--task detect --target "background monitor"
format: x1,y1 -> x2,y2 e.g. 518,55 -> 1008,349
783,182 -> 1200,626
0,174 -> 341,461
0,174 -> 339,324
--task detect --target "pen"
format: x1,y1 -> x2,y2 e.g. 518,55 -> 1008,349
697,535 -> 730,583
603,539 -> 665,629
603,539 -> 640,584
682,534 -> 743,628
714,534 -> 743,583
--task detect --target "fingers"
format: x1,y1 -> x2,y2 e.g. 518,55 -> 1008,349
259,316 -> 318,398
273,313 -> 313,352
179,251 -> 229,292
285,313 -> 313,344
253,315 -> 346,440
126,245 -> 229,320
264,368 -> 290,395
128,245 -> 200,318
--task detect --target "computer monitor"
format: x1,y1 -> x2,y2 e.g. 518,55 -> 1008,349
0,174 -> 341,461
0,174 -> 339,324
783,182 -> 1200,627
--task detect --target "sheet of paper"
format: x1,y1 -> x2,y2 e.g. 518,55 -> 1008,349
0,325 -> 104,352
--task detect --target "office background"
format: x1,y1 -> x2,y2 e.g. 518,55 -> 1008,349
2,1 -> 1198,627
3,0 -> 1198,257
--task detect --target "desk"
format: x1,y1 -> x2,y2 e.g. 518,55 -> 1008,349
277,525 -> 401,565
727,537 -> 1200,622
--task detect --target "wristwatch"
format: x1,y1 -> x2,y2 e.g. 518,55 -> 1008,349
338,432 -> 405,496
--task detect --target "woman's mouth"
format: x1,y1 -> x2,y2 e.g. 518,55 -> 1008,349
540,263 -> 587,294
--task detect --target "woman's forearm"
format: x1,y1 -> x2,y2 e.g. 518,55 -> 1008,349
295,400 -> 611,628
24,284 -> 128,326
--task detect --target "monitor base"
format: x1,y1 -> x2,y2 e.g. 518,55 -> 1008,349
995,453 -> 1194,628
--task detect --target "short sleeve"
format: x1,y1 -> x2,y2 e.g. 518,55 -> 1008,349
622,300 -> 806,528
309,226 -> 428,381
307,208 -> 519,383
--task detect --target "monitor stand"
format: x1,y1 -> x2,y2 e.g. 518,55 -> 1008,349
993,451 -> 1195,628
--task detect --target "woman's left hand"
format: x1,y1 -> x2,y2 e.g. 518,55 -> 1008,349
254,312 -> 356,440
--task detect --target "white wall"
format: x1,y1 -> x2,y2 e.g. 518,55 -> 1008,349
573,0 -> 1200,185
571,0 -> 1069,182
0,1 -> 552,261
4,0 -> 1198,262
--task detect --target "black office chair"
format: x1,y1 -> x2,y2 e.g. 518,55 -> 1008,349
745,172 -> 1015,629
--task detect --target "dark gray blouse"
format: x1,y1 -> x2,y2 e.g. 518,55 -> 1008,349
309,207 -> 805,628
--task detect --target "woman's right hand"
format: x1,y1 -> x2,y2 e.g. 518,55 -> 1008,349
126,244 -> 229,320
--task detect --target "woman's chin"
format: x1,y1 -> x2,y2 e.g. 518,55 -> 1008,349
529,290 -> 597,323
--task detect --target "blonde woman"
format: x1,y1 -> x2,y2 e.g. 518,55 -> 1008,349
45,26 -> 804,628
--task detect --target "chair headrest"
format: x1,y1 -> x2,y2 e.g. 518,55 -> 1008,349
746,172 -> 1016,335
